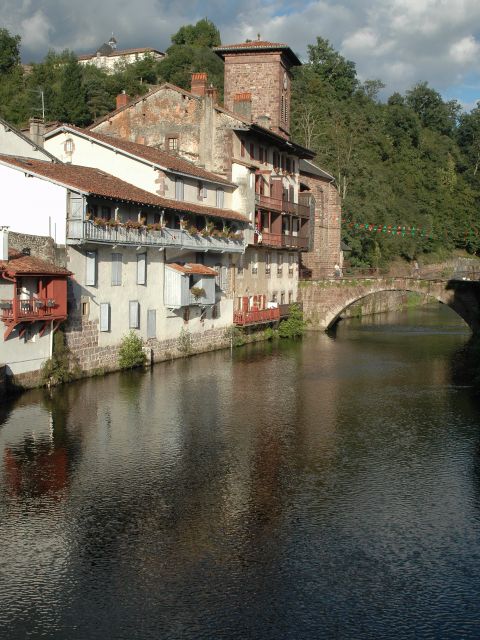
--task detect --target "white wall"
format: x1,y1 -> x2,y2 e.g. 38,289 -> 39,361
0,124 -> 52,160
45,131 -> 233,211
68,244 -> 233,347
0,164 -> 67,243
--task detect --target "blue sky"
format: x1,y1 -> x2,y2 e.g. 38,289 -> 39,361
2,0 -> 479,108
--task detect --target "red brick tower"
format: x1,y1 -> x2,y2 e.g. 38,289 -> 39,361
214,41 -> 301,139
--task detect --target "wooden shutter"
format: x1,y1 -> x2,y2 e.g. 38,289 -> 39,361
137,253 -> 146,285
111,253 -> 122,286
100,303 -> 110,331
147,309 -> 156,339
85,251 -> 97,286
129,300 -> 140,329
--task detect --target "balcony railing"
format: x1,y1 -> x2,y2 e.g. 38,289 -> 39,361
255,232 -> 309,250
0,298 -> 60,321
233,307 -> 280,326
68,220 -> 245,254
256,194 -> 311,218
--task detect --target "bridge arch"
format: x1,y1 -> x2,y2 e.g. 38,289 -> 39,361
299,277 -> 480,332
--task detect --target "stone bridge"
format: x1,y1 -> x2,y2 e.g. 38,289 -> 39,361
299,276 -> 480,332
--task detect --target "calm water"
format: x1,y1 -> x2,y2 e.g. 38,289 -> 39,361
1,305 -> 480,639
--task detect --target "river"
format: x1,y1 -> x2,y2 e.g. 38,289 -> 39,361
1,304 -> 480,639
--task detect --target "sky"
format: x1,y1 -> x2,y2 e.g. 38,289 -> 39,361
2,0 -> 480,108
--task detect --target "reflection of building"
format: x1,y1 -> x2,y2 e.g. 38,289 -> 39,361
0,228 -> 70,382
78,35 -> 165,73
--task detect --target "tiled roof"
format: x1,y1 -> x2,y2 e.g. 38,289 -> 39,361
78,47 -> 164,61
166,263 -> 218,276
214,41 -> 301,65
0,250 -> 70,276
47,125 -> 233,186
0,155 -> 249,224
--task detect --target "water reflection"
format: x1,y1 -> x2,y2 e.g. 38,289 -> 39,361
1,304 -> 480,639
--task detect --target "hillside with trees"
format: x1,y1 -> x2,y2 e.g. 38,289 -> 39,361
1,22 -> 479,267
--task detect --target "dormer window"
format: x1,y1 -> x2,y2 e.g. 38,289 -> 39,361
64,138 -> 74,154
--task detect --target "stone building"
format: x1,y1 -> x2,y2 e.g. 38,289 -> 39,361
87,40 -> 340,326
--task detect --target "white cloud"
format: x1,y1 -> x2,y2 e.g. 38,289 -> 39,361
1,0 -> 480,102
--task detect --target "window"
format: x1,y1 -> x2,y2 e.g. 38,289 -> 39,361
216,188 -> 224,209
85,251 -> 97,286
237,254 -> 244,276
129,300 -> 140,329
111,253 -> 122,286
220,265 -> 228,291
265,251 -> 271,275
167,136 -> 178,151
175,178 -> 184,201
280,291 -> 285,305
64,138 -> 74,154
259,147 -> 264,164
273,151 -> 279,169
137,253 -> 147,285
197,181 -> 207,200
277,252 -> 283,276
100,303 -> 110,332
288,253 -> 295,275
288,291 -> 294,304
286,158 -> 292,174
251,252 -> 258,275
147,309 -> 156,339
250,143 -> 255,160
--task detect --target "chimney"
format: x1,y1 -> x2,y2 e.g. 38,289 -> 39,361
191,73 -> 208,96
256,114 -> 271,129
206,83 -> 218,104
116,91 -> 130,110
233,92 -> 252,121
0,227 -> 9,262
29,118 -> 45,147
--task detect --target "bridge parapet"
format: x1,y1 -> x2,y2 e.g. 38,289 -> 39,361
299,276 -> 480,332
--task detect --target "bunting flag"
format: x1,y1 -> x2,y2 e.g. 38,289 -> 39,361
341,214 -> 434,239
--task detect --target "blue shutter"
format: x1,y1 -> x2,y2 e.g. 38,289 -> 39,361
137,253 -> 146,285
129,301 -> 140,329
85,251 -> 97,286
111,253 -> 122,286
147,309 -> 156,339
100,303 -> 110,331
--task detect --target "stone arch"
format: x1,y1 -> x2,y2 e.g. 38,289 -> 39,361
300,278 -> 480,332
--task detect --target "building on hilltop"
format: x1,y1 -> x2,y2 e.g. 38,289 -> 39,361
78,35 -> 164,73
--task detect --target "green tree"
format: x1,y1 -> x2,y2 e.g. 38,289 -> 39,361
306,37 -> 358,99
57,55 -> 90,125
171,18 -> 221,48
0,28 -> 21,74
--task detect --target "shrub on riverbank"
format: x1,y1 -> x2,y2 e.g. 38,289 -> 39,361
278,304 -> 306,339
118,331 -> 146,369
41,329 -> 79,386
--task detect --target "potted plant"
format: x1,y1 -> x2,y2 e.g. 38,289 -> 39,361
0,301 -> 12,310
190,286 -> 206,300
46,299 -> 56,308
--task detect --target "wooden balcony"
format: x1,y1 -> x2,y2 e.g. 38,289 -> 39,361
68,220 -> 245,254
233,307 -> 280,326
1,298 -> 65,322
255,232 -> 309,250
256,195 -> 311,218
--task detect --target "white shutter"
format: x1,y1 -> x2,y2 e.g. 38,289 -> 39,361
100,303 -> 110,331
147,309 -> 156,339
85,251 -> 97,286
137,253 -> 146,285
175,178 -> 184,200
129,300 -> 140,329
216,188 -> 224,208
111,253 -> 122,286
220,266 -> 228,290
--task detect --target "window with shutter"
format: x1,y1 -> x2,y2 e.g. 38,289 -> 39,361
216,188 -> 224,209
220,266 -> 228,291
111,253 -> 122,286
175,178 -> 184,201
147,309 -> 156,339
129,300 -> 140,329
85,251 -> 97,286
100,303 -> 110,331
137,253 -> 146,285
